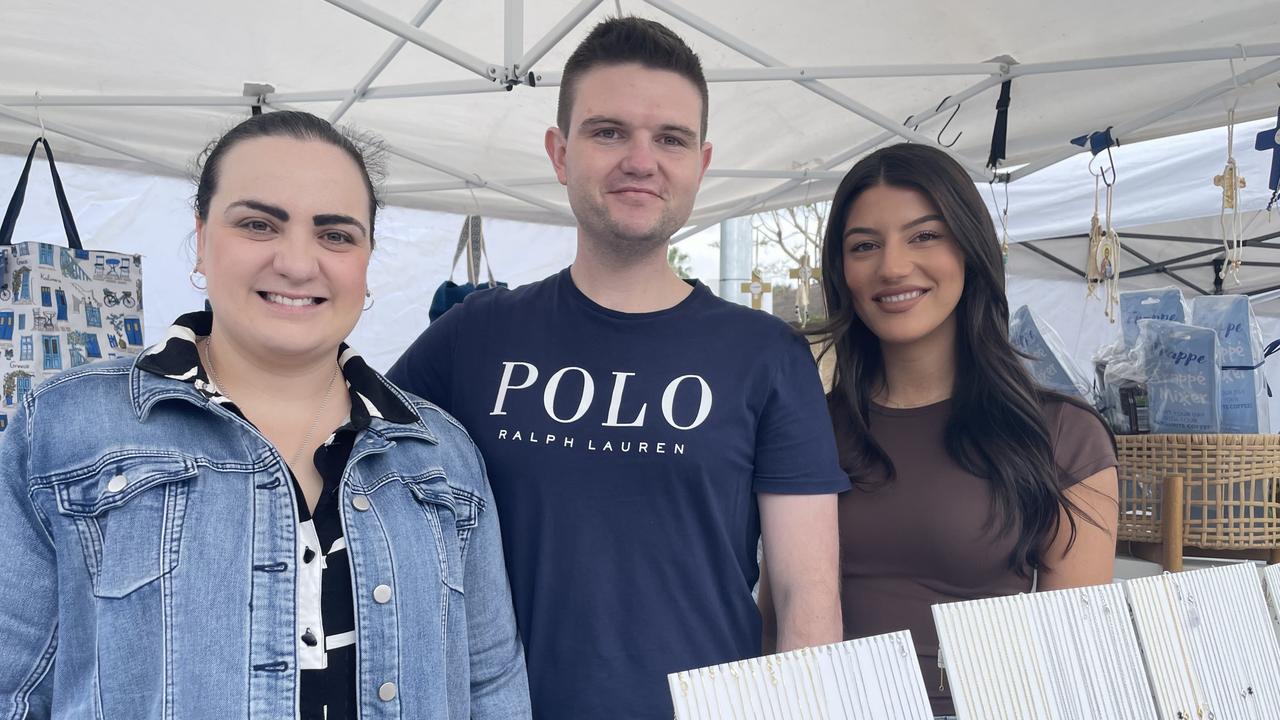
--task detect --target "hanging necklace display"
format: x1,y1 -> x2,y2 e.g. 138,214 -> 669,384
1086,174 -> 1106,298
1084,149 -> 1121,322
740,225 -> 772,311
1214,106 -> 1247,284
987,177 -> 1012,266
778,182 -> 819,326
788,252 -> 820,327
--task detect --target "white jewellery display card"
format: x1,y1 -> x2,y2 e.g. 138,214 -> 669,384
933,582 -> 1156,720
668,631 -> 932,720
1126,563 -> 1280,720
1264,563 -> 1280,642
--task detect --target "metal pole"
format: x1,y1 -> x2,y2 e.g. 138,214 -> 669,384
505,0 -> 524,72
1009,55 -> 1280,181
704,63 -> 1006,82
0,95 -> 255,107
718,216 -> 754,305
641,0 -> 993,179
1247,284 -> 1280,302
384,144 -> 572,219
1119,229 -> 1280,277
0,105 -> 187,175
1017,242 -> 1086,278
329,0 -> 448,123
1009,43 -> 1280,78
386,176 -> 554,193
517,0 -> 605,75
323,0 -> 499,81
265,99 -> 572,220
671,74 -> 1007,243
1118,241 -> 1207,295
706,169 -> 848,180
386,169 -> 851,194
1036,231 -> 1225,246
275,78 -> 503,103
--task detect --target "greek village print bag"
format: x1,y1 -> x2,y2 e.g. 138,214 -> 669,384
0,137 -> 144,431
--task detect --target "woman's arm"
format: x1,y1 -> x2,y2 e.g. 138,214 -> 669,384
464,447 -> 532,719
0,405 -> 57,719
1037,468 -> 1120,591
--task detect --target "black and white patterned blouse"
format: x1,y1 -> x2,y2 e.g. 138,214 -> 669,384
136,311 -> 416,720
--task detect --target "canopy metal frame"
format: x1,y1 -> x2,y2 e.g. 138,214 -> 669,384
1018,230 -> 1280,299
2,2 -> 1280,229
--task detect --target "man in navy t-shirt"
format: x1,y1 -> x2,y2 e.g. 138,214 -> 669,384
388,17 -> 847,719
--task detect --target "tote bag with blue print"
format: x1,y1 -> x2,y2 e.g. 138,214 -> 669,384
0,138 -> 145,430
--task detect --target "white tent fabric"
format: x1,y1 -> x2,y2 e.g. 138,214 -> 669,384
996,117 -> 1280,306
2,0 -> 1280,229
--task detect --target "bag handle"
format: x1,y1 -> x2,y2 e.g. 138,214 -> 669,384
449,215 -> 495,285
0,137 -> 83,250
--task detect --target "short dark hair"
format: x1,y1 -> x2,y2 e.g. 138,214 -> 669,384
194,110 -> 385,245
557,17 -> 709,141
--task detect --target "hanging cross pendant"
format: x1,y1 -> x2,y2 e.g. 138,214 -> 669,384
1214,161 -> 1246,209
739,270 -> 772,310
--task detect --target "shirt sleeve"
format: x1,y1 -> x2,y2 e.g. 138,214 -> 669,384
386,301 -> 465,414
752,330 -> 851,495
1049,400 -> 1118,488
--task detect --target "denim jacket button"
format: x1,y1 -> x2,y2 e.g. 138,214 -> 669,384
106,474 -> 128,493
378,682 -> 397,701
373,584 -> 392,604
351,495 -> 370,512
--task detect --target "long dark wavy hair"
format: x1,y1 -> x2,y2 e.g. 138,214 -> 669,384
816,143 -> 1105,577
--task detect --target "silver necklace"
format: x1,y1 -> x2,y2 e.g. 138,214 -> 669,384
202,335 -> 340,470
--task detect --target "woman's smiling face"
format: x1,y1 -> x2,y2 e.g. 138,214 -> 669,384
841,183 -> 966,349
195,136 -> 372,361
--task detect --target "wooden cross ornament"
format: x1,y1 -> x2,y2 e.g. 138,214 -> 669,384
739,270 -> 772,310
788,254 -> 821,284
1214,163 -> 1246,208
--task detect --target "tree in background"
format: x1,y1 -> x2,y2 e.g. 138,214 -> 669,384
668,244 -> 694,279
754,202 -> 830,325
752,202 -> 829,279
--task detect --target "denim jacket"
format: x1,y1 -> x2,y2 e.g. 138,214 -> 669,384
0,355 -> 530,719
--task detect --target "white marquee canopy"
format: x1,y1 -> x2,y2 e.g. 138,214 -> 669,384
2,0 -> 1280,232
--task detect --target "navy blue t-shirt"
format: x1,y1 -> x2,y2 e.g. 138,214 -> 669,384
388,269 -> 847,719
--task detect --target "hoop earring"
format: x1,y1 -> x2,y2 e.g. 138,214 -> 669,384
363,289 -> 374,311
189,269 -> 207,291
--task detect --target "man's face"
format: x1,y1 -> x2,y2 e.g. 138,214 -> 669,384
546,63 -> 712,258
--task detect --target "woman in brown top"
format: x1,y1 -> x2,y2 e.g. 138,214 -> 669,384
760,143 -> 1119,718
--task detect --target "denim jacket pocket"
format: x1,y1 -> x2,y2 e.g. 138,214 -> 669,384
401,469 -> 483,594
52,452 -> 198,598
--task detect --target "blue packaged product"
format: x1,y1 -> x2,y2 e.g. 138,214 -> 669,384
1009,305 -> 1091,400
1119,287 -> 1186,347
1138,319 -> 1219,434
1191,295 -> 1269,433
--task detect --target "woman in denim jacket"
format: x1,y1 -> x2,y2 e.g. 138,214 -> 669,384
0,111 -> 530,720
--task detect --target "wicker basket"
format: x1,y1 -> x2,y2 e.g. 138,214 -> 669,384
1117,434 -> 1280,550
